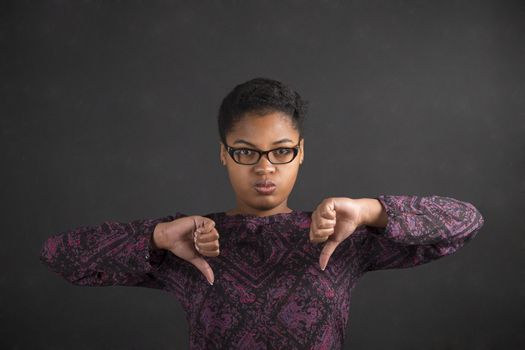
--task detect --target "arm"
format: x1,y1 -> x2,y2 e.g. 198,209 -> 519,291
356,197 -> 389,229
359,195 -> 485,272
39,212 -> 190,295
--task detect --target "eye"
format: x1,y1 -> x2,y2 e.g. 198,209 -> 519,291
275,148 -> 292,155
236,149 -> 254,156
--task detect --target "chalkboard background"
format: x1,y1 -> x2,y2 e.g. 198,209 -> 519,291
2,0 -> 523,349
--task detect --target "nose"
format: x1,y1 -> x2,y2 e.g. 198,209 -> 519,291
254,154 -> 275,174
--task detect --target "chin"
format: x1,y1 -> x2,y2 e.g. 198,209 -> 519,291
245,198 -> 277,210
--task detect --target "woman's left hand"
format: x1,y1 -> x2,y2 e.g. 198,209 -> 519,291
310,197 -> 365,271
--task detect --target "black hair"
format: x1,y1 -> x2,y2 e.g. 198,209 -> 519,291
217,77 -> 309,146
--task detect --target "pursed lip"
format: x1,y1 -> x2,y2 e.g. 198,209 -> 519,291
254,179 -> 276,187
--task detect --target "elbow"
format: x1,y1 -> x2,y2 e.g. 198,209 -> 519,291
39,237 -> 55,268
465,201 -> 485,233
39,236 -> 76,284
439,197 -> 485,244
452,202 -> 484,247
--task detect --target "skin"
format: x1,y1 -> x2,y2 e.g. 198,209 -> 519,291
219,111 -> 304,217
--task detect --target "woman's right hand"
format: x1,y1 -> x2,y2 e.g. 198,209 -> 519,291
153,215 -> 220,285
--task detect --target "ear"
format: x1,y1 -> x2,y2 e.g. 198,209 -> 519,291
219,142 -> 227,165
300,138 -> 305,164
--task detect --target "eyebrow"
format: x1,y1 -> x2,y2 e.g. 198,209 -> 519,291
233,138 -> 295,148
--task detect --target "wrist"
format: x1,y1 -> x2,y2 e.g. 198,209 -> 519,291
356,198 -> 388,228
152,223 -> 167,250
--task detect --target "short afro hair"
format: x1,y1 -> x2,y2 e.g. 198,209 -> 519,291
217,77 -> 309,146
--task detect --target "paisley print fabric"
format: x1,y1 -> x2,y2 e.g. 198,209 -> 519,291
39,194 -> 484,349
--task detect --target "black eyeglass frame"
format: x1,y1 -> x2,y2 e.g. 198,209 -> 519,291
223,139 -> 302,165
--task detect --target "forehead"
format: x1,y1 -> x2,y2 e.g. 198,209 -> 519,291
227,111 -> 299,145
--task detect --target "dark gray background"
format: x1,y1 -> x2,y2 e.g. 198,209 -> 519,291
2,0 -> 523,349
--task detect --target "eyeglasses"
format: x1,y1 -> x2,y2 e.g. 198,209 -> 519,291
224,139 -> 302,165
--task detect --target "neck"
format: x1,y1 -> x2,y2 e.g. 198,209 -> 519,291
226,204 -> 293,217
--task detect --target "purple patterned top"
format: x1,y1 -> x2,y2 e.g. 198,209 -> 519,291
39,195 -> 484,349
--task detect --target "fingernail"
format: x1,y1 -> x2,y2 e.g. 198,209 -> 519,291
209,280 -> 214,285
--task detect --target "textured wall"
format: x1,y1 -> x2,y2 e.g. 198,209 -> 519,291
2,0 -> 523,349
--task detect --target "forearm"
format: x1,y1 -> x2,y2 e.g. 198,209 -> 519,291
356,198 -> 388,228
39,216 -> 175,286
359,195 -> 484,271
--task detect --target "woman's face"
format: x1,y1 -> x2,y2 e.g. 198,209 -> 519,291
219,111 -> 304,216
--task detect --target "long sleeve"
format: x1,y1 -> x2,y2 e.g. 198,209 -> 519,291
39,212 -> 190,296
361,195 -> 484,272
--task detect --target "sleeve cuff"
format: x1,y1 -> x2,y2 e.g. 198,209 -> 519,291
369,195 -> 396,235
127,222 -> 168,273
370,195 -> 424,236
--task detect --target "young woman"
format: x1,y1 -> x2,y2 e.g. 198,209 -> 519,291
40,77 -> 485,349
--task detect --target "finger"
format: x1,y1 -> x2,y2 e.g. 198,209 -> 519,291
194,224 -> 213,239
200,247 -> 220,257
190,256 -> 215,285
193,230 -> 204,253
311,236 -> 330,244
310,232 -> 328,243
194,239 -> 220,257
194,229 -> 220,256
310,227 -> 334,241
310,235 -> 332,245
202,219 -> 216,233
198,248 -> 220,257
193,235 -> 201,253
319,240 -> 340,271
197,240 -> 220,253
193,218 -> 212,234
316,217 -> 336,229
310,236 -> 331,244
320,205 -> 336,220
197,229 -> 220,243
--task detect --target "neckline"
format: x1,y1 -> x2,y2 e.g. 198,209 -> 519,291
216,209 -> 301,222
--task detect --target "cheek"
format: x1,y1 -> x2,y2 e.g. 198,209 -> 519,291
282,167 -> 300,186
228,168 -> 250,187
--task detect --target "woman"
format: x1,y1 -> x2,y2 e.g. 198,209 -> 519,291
40,77 -> 485,349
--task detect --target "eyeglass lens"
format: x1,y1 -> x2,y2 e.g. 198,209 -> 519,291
233,148 -> 295,164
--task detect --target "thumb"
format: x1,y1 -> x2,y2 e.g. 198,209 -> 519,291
190,256 -> 215,285
319,240 -> 340,271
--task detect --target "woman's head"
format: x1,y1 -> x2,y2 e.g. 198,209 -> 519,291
217,77 -> 309,216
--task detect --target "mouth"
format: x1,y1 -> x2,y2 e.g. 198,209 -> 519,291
254,180 -> 277,195
254,185 -> 276,195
